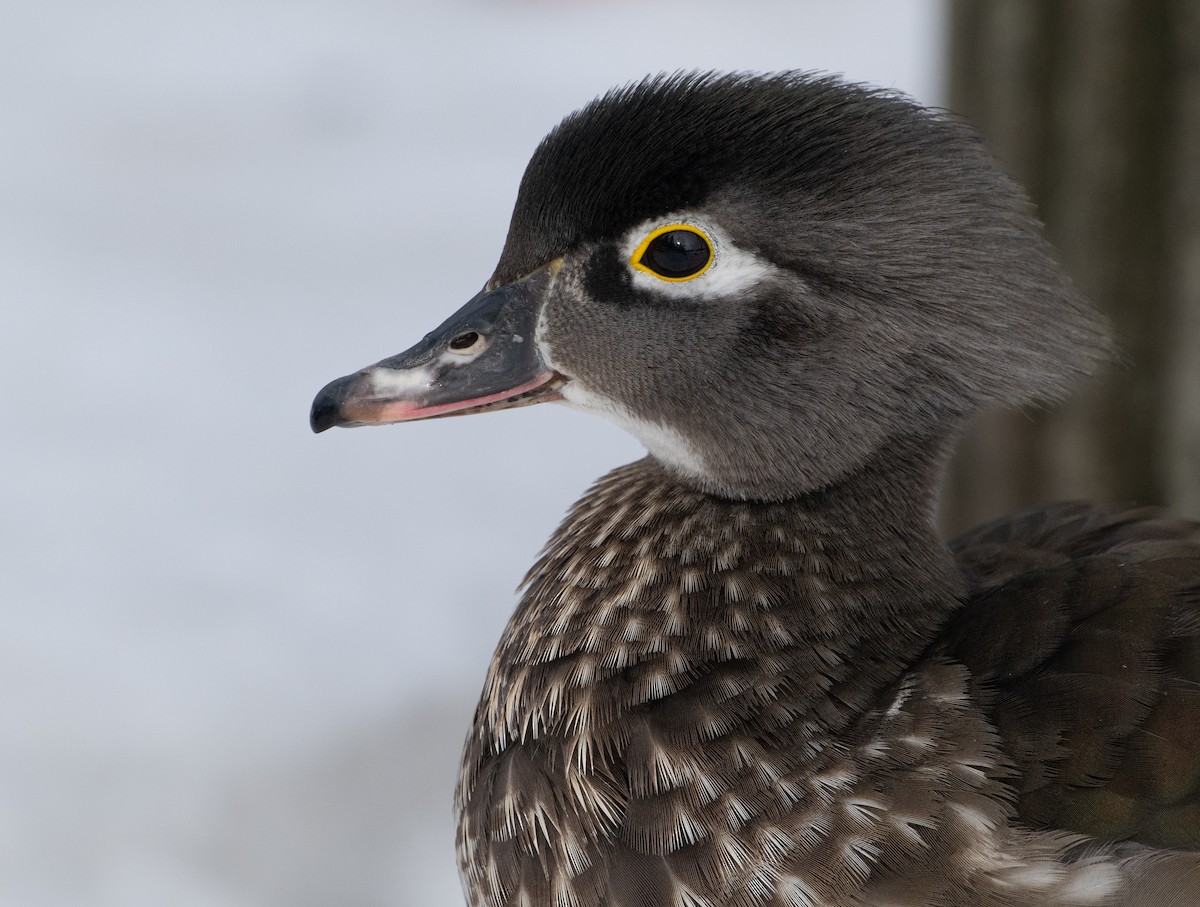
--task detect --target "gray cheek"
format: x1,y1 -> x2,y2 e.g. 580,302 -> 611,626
539,288 -> 651,392
540,266 -> 771,430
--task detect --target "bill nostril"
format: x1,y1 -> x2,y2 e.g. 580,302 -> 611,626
449,331 -> 482,351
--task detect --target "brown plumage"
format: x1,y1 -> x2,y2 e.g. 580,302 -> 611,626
947,505 -> 1200,852
311,73 -> 1200,905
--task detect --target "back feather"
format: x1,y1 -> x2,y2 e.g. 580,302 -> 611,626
945,503 -> 1200,849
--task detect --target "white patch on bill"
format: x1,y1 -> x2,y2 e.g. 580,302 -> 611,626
368,366 -> 432,394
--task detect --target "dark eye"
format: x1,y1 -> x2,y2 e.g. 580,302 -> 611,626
633,226 -> 713,281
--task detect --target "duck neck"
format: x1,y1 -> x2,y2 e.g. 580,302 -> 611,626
476,437 -> 962,753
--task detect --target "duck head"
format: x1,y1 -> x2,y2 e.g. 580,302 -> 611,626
311,72 -> 1108,501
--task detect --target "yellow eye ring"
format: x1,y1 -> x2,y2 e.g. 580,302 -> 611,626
630,223 -> 714,282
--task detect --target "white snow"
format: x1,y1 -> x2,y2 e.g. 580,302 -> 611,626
0,0 -> 944,904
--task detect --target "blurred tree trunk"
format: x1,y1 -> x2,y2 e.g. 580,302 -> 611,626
942,0 -> 1200,534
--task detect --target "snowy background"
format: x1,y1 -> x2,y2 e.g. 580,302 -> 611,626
1,1 -> 944,904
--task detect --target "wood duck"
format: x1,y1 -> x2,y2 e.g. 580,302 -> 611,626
310,73 -> 1200,906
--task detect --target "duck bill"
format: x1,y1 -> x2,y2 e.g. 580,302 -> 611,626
310,262 -> 562,433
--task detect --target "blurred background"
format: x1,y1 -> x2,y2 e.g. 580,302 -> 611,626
1,1 -> 1195,905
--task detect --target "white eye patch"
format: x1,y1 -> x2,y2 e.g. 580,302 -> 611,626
622,214 -> 781,301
